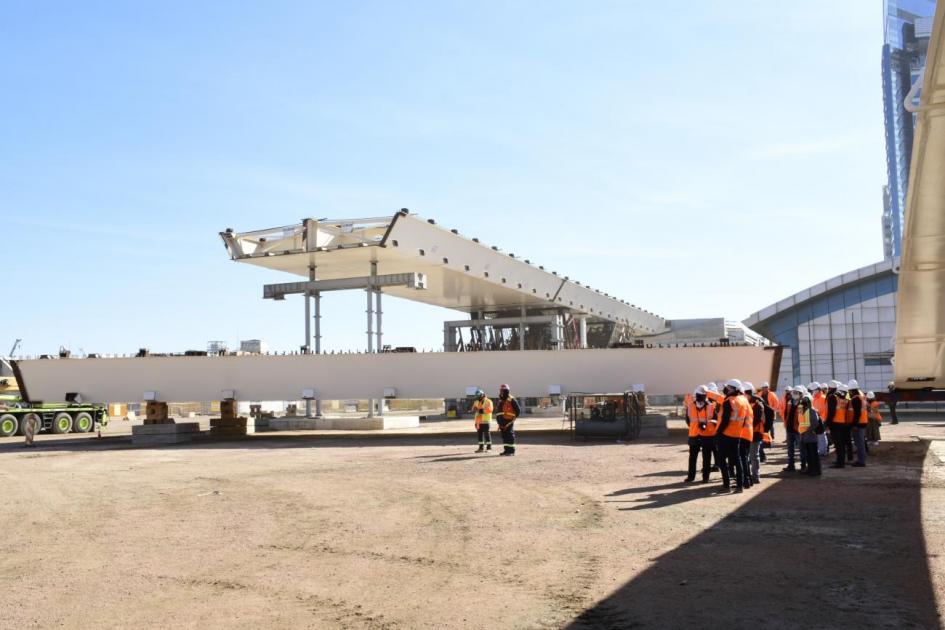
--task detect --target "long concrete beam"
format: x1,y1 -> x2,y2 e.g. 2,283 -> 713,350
15,346 -> 778,403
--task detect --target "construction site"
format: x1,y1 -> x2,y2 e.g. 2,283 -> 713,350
4,2 -> 945,629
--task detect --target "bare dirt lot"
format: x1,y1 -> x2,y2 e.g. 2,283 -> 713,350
2,415 -> 945,629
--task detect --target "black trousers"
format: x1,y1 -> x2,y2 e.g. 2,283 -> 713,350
499,422 -> 516,452
803,442 -> 821,475
739,439 -> 752,487
718,436 -> 746,488
476,424 -> 491,447
688,436 -> 715,481
831,425 -> 851,466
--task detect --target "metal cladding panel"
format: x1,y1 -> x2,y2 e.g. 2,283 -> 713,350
15,346 -> 775,403
225,213 -> 665,333
894,1 -> 945,388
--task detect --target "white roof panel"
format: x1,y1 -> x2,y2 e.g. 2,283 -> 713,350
221,212 -> 666,334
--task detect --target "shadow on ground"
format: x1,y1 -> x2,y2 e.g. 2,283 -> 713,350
0,430 -> 670,454
567,439 -> 940,629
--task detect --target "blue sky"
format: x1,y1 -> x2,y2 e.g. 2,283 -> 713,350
2,1 -> 887,357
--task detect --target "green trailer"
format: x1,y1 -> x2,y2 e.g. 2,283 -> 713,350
0,394 -> 108,437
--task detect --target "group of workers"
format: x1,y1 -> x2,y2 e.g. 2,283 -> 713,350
471,384 -> 521,455
685,378 -> 883,493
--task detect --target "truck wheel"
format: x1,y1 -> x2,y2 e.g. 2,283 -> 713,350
0,414 -> 18,437
52,412 -> 73,434
73,412 -> 93,433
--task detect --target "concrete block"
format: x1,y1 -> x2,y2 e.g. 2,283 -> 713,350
638,413 -> 668,438
132,422 -> 200,446
132,422 -> 200,436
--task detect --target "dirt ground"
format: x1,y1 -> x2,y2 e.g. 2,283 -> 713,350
2,414 -> 945,629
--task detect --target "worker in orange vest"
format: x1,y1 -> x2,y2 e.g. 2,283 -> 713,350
827,381 -> 851,468
472,389 -> 493,453
866,391 -> 883,444
744,382 -> 766,485
495,384 -> 521,456
757,382 -> 779,462
847,379 -> 867,467
797,393 -> 823,477
809,382 -> 829,456
781,385 -> 803,472
685,385 -> 717,483
715,379 -> 750,493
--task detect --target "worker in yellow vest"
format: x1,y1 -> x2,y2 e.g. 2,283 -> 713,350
797,393 -> 823,477
472,389 -> 493,453
495,384 -> 521,456
685,385 -> 717,483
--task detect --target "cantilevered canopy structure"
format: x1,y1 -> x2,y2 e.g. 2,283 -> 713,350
220,210 -> 667,343
894,0 -> 945,389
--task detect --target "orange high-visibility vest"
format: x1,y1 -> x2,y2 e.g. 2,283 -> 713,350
722,395 -> 750,439
473,397 -> 493,428
797,407 -> 813,433
834,396 -> 850,425
869,401 -> 883,423
751,398 -> 766,439
738,395 -> 753,441
812,392 -> 827,420
687,400 -> 717,437
848,393 -> 868,425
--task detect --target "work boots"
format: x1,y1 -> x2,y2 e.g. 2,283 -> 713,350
475,446 -> 484,453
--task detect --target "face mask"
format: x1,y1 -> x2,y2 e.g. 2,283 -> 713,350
695,394 -> 706,403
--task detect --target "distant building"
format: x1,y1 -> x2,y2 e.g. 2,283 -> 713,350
744,259 -> 898,392
240,339 -> 268,354
882,0 -> 937,258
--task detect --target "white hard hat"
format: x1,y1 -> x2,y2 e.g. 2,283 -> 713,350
837,382 -> 849,393
847,379 -> 859,390
760,382 -> 770,389
794,385 -> 809,396
742,381 -> 755,393
867,391 -> 876,400
694,385 -> 707,396
706,382 -> 718,392
829,380 -> 841,389
807,382 -> 820,391
785,385 -> 794,392
725,378 -> 743,392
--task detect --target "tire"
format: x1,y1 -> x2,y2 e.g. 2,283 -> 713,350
52,412 -> 73,434
0,414 -> 18,438
73,412 -> 93,433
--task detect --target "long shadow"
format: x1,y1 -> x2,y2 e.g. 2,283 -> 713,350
615,484 -> 718,511
606,482 -> 688,497
567,440 -> 940,629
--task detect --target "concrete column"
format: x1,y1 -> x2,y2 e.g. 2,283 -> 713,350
519,307 -> 526,351
314,290 -> 322,418
375,288 -> 383,352
579,316 -> 588,349
367,261 -> 376,417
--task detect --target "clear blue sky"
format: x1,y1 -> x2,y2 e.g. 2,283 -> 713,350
2,1 -> 887,357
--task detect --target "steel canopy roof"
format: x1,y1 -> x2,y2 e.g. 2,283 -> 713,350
894,0 -> 945,389
221,211 -> 666,334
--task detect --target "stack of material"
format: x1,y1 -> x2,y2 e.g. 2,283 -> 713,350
144,401 -> 170,424
210,399 -> 249,438
132,421 -> 200,446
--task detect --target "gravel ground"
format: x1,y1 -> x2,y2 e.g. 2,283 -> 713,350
1,414 -> 944,629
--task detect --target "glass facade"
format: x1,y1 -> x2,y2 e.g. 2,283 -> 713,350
745,262 -> 898,393
882,0 -> 936,258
